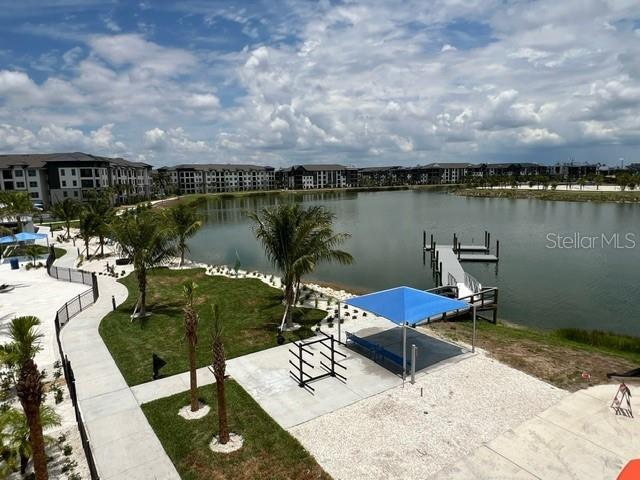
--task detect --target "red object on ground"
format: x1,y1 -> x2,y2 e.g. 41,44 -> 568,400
618,459 -> 640,480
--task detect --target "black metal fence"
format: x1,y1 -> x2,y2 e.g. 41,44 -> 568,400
47,246 -> 99,303
49,247 -> 101,479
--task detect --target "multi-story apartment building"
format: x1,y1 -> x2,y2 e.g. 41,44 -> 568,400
0,152 -> 151,207
549,162 -> 599,179
157,164 -> 276,194
278,164 -> 358,189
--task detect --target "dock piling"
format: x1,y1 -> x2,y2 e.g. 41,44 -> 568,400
496,240 -> 500,259
423,230 -> 426,250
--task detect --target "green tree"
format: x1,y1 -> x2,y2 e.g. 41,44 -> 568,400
0,191 -> 34,233
3,316 -> 49,479
50,198 -> 83,240
24,245 -> 40,266
0,406 -> 60,475
78,210 -> 100,259
111,208 -> 176,317
248,204 -> 353,329
182,281 -> 200,412
86,190 -> 115,257
211,304 -> 230,444
577,177 -> 587,190
594,174 -> 604,190
166,203 -> 203,266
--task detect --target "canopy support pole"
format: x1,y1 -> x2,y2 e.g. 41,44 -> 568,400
472,305 -> 477,353
402,321 -> 407,380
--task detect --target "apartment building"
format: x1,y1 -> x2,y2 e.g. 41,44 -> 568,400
158,164 -> 276,194
0,152 -> 151,207
278,164 -> 359,189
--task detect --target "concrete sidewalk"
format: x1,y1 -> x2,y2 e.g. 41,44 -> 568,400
431,384 -> 639,479
56,244 -> 180,480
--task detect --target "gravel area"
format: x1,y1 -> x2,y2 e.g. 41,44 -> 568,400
289,352 -> 567,480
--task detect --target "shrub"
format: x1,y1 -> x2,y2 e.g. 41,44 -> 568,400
63,444 -> 73,456
556,328 -> 640,354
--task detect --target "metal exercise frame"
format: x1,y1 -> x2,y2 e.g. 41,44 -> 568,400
289,331 -> 347,393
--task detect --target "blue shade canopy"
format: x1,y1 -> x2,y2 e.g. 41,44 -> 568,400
0,232 -> 48,244
344,286 -> 469,325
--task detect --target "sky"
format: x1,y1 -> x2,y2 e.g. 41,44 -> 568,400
0,0 -> 639,168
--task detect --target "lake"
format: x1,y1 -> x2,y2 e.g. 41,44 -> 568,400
187,189 -> 640,335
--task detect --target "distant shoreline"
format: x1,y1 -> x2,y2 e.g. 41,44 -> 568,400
158,184 -> 455,207
455,187 -> 640,203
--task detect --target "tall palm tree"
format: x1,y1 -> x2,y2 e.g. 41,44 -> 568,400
166,203 -> 203,266
211,304 -> 229,444
50,198 -> 82,240
248,204 -> 353,329
0,406 -> 61,475
5,316 -> 48,480
111,208 -> 176,317
78,210 -> 100,259
86,190 -> 115,256
183,281 -> 200,412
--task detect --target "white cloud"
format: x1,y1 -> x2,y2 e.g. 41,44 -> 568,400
2,1 -> 640,165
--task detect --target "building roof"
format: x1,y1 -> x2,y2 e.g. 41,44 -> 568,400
0,152 -> 150,169
358,166 -> 402,172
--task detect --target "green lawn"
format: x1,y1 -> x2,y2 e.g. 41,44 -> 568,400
142,381 -> 329,480
100,268 -> 326,386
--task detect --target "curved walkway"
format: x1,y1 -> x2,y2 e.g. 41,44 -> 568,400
56,244 -> 179,480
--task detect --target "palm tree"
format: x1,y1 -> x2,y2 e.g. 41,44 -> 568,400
78,210 -> 100,259
166,203 -> 203,266
5,316 -> 48,479
50,198 -> 82,240
211,304 -> 229,444
111,208 -> 176,317
183,281 -> 200,412
24,244 -> 40,266
86,190 -> 115,256
594,174 -> 604,190
1,191 -> 34,233
0,406 -> 61,475
248,204 -> 353,329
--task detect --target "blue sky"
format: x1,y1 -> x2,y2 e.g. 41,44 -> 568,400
0,0 -> 639,167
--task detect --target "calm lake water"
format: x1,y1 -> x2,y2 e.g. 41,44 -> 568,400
187,190 -> 640,335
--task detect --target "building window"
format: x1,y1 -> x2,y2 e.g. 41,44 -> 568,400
28,169 -> 36,177
30,192 -> 39,199
63,191 -> 68,197
29,181 -> 37,188
62,180 -> 67,187
81,179 -> 93,188
73,191 -> 78,197
16,181 -> 25,188
14,170 -> 23,177
71,169 -> 76,175
80,168 -> 92,177
73,180 -> 77,187
2,171 -> 11,179
60,169 -> 65,176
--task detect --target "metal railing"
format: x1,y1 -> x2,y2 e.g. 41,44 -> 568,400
49,248 -> 101,479
47,246 -> 98,302
463,272 -> 482,294
447,272 -> 457,286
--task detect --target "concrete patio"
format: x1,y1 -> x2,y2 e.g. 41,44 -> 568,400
431,383 -> 640,479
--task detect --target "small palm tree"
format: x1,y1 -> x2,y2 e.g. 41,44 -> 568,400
211,304 -> 229,444
248,204 -> 353,329
166,203 -> 203,266
183,281 -> 200,412
24,244 -> 40,266
5,316 -> 48,479
50,198 -> 82,240
111,208 -> 176,317
1,191 -> 34,233
0,406 -> 61,475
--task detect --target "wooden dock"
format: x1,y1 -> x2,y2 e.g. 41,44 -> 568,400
424,229 -> 500,323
